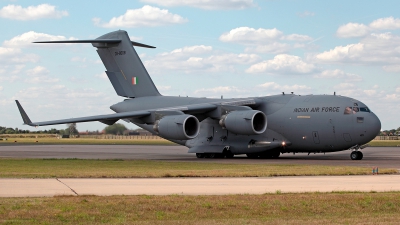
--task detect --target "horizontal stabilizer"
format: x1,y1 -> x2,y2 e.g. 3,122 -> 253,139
33,40 -> 156,48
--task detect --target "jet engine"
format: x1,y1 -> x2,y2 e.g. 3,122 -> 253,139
153,114 -> 200,140
219,110 -> 267,135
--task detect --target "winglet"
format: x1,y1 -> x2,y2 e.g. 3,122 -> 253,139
15,100 -> 34,126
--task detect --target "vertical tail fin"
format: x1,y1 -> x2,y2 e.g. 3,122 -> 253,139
94,30 -> 160,98
34,30 -> 161,98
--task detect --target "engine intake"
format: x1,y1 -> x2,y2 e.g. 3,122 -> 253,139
219,110 -> 267,135
153,114 -> 199,140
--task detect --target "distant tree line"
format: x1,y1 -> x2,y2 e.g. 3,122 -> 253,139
380,127 -> 400,136
0,123 -> 79,135
0,126 -> 61,134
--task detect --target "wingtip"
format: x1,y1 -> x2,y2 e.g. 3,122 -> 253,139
15,100 -> 33,126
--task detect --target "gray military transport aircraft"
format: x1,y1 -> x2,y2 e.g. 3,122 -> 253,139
16,30 -> 381,160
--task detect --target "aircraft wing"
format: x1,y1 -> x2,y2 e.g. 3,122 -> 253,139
15,100 -> 151,127
15,100 -> 219,127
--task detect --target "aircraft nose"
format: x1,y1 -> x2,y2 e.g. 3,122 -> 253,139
369,112 -> 381,138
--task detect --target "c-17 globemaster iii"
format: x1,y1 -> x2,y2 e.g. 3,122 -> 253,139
16,30 -> 381,160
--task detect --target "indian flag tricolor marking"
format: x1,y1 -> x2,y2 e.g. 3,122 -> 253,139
132,77 -> 137,85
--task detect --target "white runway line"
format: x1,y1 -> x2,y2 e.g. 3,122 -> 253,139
1,175 -> 399,197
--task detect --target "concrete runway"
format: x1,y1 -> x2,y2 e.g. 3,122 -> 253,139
0,144 -> 399,168
1,175 -> 399,197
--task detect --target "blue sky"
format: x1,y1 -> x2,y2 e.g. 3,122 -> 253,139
0,0 -> 399,132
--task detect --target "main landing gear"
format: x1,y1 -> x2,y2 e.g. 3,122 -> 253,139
196,152 -> 234,158
350,151 -> 363,160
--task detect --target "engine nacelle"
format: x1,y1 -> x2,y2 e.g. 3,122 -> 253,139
219,110 -> 267,135
153,114 -> 200,140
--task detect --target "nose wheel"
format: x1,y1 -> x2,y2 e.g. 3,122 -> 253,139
350,151 -> 363,160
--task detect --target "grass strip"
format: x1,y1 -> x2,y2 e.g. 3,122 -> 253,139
0,193 -> 400,224
368,140 -> 400,147
0,138 -> 175,145
0,158 -> 397,178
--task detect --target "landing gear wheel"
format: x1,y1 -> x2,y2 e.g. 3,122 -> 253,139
350,151 -> 363,160
207,153 -> 216,158
357,151 -> 363,160
196,153 -> 205,158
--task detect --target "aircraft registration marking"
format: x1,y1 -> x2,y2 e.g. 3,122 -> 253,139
115,51 -> 126,56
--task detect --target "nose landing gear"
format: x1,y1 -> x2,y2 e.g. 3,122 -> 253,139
350,151 -> 363,160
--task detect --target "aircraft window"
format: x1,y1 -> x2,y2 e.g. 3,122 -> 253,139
353,107 -> 359,113
360,107 -> 370,112
357,117 -> 364,123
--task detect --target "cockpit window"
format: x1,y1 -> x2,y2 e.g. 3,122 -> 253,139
360,107 -> 370,112
344,106 -> 370,114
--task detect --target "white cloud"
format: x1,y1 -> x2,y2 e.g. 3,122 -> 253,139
3,31 -> 76,48
220,27 -> 313,53
336,23 -> 371,38
382,65 -> 400,72
0,86 -> 3,91
129,36 -> 143,41
141,0 -> 255,10
220,27 -> 283,44
314,69 -> 362,82
363,90 -> 377,96
369,17 -> 400,30
314,32 -> 400,65
283,34 -> 313,41
157,86 -> 171,91
246,54 -> 316,74
0,47 -> 39,64
245,42 -> 290,54
396,87 -> 400,93
168,45 -> 213,56
336,17 -> 400,39
24,66 -> 59,84
257,82 -> 311,93
93,5 -> 187,28
193,86 -> 249,98
145,45 -> 260,74
0,4 -> 68,21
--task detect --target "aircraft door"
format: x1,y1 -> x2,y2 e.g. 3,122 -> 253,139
206,126 -> 214,144
312,131 -> 320,144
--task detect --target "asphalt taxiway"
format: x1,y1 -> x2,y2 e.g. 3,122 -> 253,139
0,144 -> 399,168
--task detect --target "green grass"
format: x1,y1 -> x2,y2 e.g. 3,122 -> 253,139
0,137 -> 175,145
1,193 -> 400,224
369,140 -> 400,147
0,158 -> 397,178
